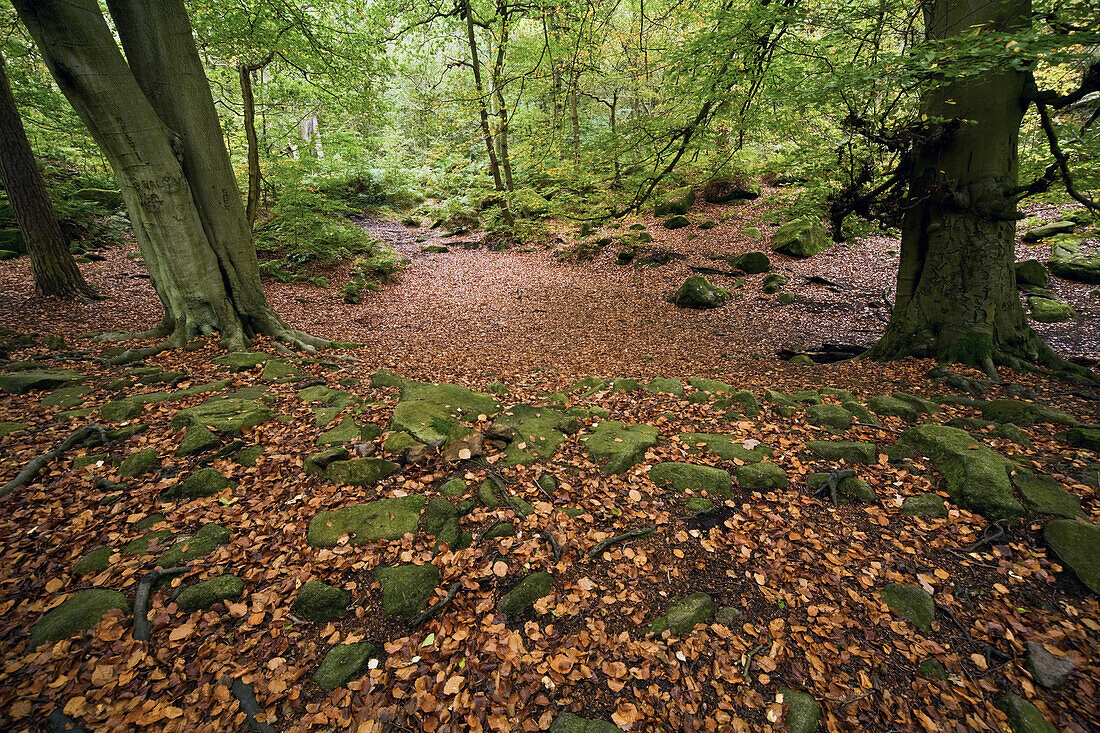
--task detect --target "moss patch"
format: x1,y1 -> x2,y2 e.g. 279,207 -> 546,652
157,523 -> 232,566
648,462 -> 733,498
307,496 -> 427,547
735,462 -> 788,490
879,583 -> 934,631
376,564 -> 439,617
29,589 -> 128,647
314,641 -> 376,693
176,574 -> 244,612
498,571 -> 553,615
293,581 -> 351,622
581,421 -> 659,474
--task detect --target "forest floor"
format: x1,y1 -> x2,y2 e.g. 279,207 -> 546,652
0,194 -> 1098,733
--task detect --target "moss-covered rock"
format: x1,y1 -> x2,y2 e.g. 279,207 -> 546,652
170,397 -> 273,435
119,448 -> 159,478
663,214 -> 691,229
494,404 -> 580,465
678,433 -> 773,463
760,272 -> 788,295
439,477 -> 468,497
29,589 -> 129,647
648,591 -> 716,635
0,369 -> 83,395
867,395 -> 919,421
122,529 -> 173,556
654,186 -> 696,216
73,546 -> 113,575
314,641 -> 376,693
891,391 -> 939,415
1062,427 -> 1100,451
918,658 -> 949,681
0,420 -> 27,437
176,425 -> 221,456
732,250 -> 771,274
317,416 -> 368,446
581,421 -> 659,474
670,275 -> 730,309
421,497 -> 461,549
41,385 -> 90,408
770,217 -> 830,258
233,445 -> 263,466
806,403 -> 853,432
781,689 -> 821,733
549,712 -> 623,733
649,462 -> 733,498
805,440 -> 876,464
399,381 -> 499,418
899,424 -> 1023,518
307,496 -> 427,547
980,399 -> 1076,427
736,461 -> 788,490
1013,472 -> 1083,518
212,351 -> 279,371
323,458 -> 400,487
176,574 -> 244,612
642,377 -> 683,395
994,695 -> 1059,733
161,468 -> 235,500
294,581 -> 351,622
1023,220 -> 1075,242
1029,295 -> 1076,323
902,493 -> 948,518
1015,259 -> 1050,288
685,497 -> 715,513
157,523 -> 232,566
390,400 -> 468,445
498,571 -> 553,615
806,473 -> 876,502
1043,519 -> 1100,593
376,564 -> 439,617
879,583 -> 934,631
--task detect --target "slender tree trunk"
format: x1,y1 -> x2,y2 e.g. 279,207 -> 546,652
492,10 -> 514,192
867,0 -> 1051,372
0,54 -> 96,299
238,58 -> 270,230
610,90 -> 620,188
463,0 -> 513,224
569,71 -> 580,163
14,0 -> 322,350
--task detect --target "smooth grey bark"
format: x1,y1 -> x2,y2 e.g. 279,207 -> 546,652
14,0 -> 323,351
867,0 -> 1053,372
0,53 -> 96,299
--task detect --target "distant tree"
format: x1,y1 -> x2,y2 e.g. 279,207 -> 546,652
0,53 -> 96,299
13,0 -> 325,354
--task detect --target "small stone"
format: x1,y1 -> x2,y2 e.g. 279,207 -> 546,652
29,589 -> 129,647
376,564 -> 439,617
176,426 -> 221,456
994,694 -> 1059,733
879,583 -> 934,631
497,571 -> 553,615
918,659 -> 948,681
736,462 -> 788,490
761,272 -> 789,294
314,641 -> 376,692
175,574 -> 244,612
714,606 -> 743,625
663,214 -> 690,229
439,478 -> 468,497
73,547 -> 113,575
777,291 -> 796,305
161,468 -> 235,500
902,493 -> 948,518
293,580 -> 351,622
732,250 -> 770,274
648,591 -> 716,635
780,688 -> 821,733
1025,641 -> 1074,689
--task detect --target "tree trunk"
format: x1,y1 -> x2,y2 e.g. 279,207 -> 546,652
0,53 -> 96,299
569,72 -> 580,163
238,60 -> 267,230
492,9 -> 514,192
610,90 -> 620,188
463,0 -> 513,224
15,0 -> 322,351
866,0 -> 1052,372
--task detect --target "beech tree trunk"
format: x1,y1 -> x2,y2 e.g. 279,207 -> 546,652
14,0 -> 323,350
0,54 -> 96,299
867,0 -> 1052,371
238,60 -> 268,230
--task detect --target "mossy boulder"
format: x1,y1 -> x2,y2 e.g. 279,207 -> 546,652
770,217 -> 830,258
176,574 -> 244,612
669,275 -> 730,309
549,713 -> 623,733
805,440 -> 876,464
176,425 -> 221,456
497,571 -> 553,615
73,547 -> 113,575
1043,519 -> 1100,593
806,473 -> 875,502
736,461 -> 788,490
119,448 -> 159,478
317,416 -> 368,446
170,397 -> 273,435
323,458 -> 400,487
439,477 -> 468,497
685,497 -> 715,513
732,250 -> 770,274
1013,473 -> 1083,518
899,424 -> 1023,518
648,591 -> 716,635
157,523 -> 232,566
981,399 -> 1076,427
1029,296 -> 1075,323
902,493 -> 948,518
1062,427 -> 1100,451
421,497 -> 461,549
1023,220 -> 1075,242
493,404 -> 580,465
398,380 -> 499,418
371,369 -> 407,388
376,564 -> 439,617
581,421 -> 659,474
160,468 -> 235,500
390,400 -> 469,445
122,529 -> 173,556
761,272 -> 789,294
41,385 -> 90,408
644,377 -> 684,396
314,642 -> 376,693
867,395 -> 919,421
879,583 -> 934,631
307,496 -> 427,547
0,369 -> 83,395
994,695 -> 1059,733
806,403 -> 853,432
678,433 -> 772,463
293,581 -> 351,622
648,462 -> 733,498
29,589 -> 129,647
703,178 -> 760,203
781,689 -> 821,733
654,186 -> 695,216
1015,259 -> 1050,288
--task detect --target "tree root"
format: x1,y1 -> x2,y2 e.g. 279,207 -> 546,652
812,469 -> 856,506
133,566 -> 188,642
538,530 -> 562,563
588,526 -> 655,559
413,581 -> 462,628
229,678 -> 278,733
1,423 -> 108,499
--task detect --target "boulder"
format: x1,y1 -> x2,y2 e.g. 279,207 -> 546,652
1048,235 -> 1100,284
177,425 -> 221,456
735,461 -> 788,490
314,642 -> 376,693
170,397 -> 273,435
994,695 -> 1059,733
29,589 -> 129,647
780,689 -> 821,733
867,395 -> 919,421
376,564 -> 439,617
1013,472 -> 1083,518
703,178 -> 761,203
806,403 -> 853,432
879,583 -> 934,631
732,251 -> 770,274
648,462 -> 733,498
643,377 -> 684,396
1015,259 -> 1050,288
980,399 -> 1076,427
902,493 -> 948,518
0,369 -> 83,394
1022,220 -> 1075,242
307,496 -> 426,547
323,458 -> 400,487
497,571 -> 553,615
805,440 -> 876,464
581,421 -> 659,474
73,547 -> 113,575
157,523 -> 232,566
663,215 -> 691,229
293,581 -> 351,622
119,448 -> 159,478
161,468 -> 235,500
1043,519 -> 1100,593
1025,641 -> 1074,689
761,272 -> 788,294
176,574 -> 244,612
1062,427 -> 1100,451
678,433 -> 772,463
670,275 -> 731,309
770,217 -> 830,258
399,381 -> 500,417
1029,296 -> 1075,323
493,404 -> 580,466
654,186 -> 696,216
648,591 -> 716,635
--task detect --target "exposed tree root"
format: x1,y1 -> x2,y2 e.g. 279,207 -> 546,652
413,581 -> 462,628
133,566 -> 188,642
0,423 -> 108,499
229,678 -> 277,733
588,526 -> 656,559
